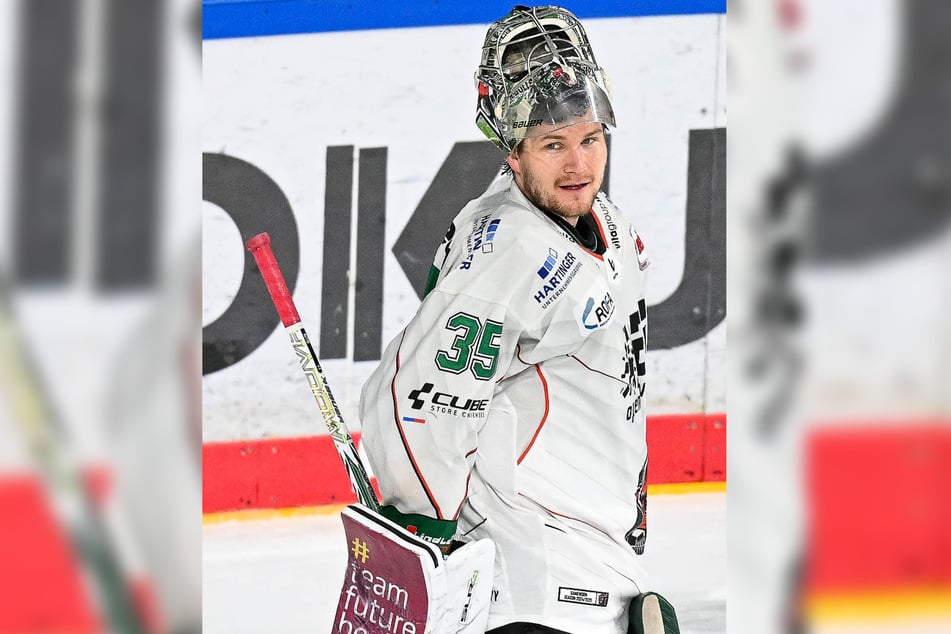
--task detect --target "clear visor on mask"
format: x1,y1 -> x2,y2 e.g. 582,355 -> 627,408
497,64 -> 615,148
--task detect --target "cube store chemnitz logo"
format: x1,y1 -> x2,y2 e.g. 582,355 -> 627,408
408,383 -> 435,409
406,384 -> 489,417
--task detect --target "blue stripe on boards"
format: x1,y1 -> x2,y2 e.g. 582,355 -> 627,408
203,0 -> 726,40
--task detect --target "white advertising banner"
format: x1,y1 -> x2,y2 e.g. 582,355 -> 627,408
203,14 -> 726,441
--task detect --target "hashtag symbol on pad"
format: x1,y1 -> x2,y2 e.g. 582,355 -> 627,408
351,538 -> 370,563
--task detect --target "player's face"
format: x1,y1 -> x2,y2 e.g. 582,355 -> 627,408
507,121 -> 607,226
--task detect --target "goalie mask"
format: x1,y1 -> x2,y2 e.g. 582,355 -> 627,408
475,5 -> 616,152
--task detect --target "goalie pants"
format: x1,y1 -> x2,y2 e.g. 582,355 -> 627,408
461,482 -> 647,634
487,623 -> 569,633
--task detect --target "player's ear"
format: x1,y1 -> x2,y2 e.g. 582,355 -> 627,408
506,147 -> 521,175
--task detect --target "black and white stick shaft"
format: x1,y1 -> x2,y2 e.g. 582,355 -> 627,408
246,232 -> 380,510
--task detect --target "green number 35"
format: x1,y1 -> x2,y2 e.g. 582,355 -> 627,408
435,312 -> 503,380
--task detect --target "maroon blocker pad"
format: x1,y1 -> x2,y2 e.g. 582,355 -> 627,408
333,504 -> 443,634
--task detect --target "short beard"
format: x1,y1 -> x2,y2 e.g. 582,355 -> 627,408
518,169 -> 599,222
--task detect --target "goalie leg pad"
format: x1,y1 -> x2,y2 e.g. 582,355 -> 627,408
628,592 -> 680,634
333,504 -> 495,634
436,538 -> 496,634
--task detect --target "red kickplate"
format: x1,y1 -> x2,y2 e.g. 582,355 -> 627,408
646,415 -> 706,483
333,505 -> 436,633
703,414 -> 726,482
805,423 -> 951,592
0,475 -> 100,633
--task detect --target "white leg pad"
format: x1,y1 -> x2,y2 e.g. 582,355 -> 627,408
333,504 -> 495,634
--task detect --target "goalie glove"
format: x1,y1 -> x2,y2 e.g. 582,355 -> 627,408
333,504 -> 496,634
628,592 -> 680,634
378,504 -> 457,555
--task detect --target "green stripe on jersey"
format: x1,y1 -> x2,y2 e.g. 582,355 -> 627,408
423,265 -> 441,298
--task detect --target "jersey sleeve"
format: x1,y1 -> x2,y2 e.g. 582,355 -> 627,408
358,188 -> 537,523
360,286 -> 515,524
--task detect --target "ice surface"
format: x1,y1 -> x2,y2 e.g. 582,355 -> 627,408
203,491 -> 726,633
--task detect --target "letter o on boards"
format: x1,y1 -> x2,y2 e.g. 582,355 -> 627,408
202,152 -> 300,375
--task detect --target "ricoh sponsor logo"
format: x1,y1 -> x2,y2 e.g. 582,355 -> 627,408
581,292 -> 615,330
557,587 -> 609,608
460,216 -> 501,270
597,200 -> 622,250
407,383 -> 488,418
533,249 -> 581,308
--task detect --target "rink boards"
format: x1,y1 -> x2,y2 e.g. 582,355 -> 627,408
202,5 -> 728,492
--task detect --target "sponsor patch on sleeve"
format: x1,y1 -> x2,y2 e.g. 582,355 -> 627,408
459,215 -> 501,270
576,286 -> 615,335
631,227 -> 650,270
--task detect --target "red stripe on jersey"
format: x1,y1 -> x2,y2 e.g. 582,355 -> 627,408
520,494 -> 605,533
517,364 -> 550,464
390,341 -> 445,519
569,354 -> 627,389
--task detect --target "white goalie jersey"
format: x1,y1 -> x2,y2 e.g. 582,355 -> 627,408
360,173 -> 651,631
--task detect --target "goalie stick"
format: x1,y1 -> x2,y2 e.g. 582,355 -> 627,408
247,233 -> 496,634
245,232 -> 380,510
